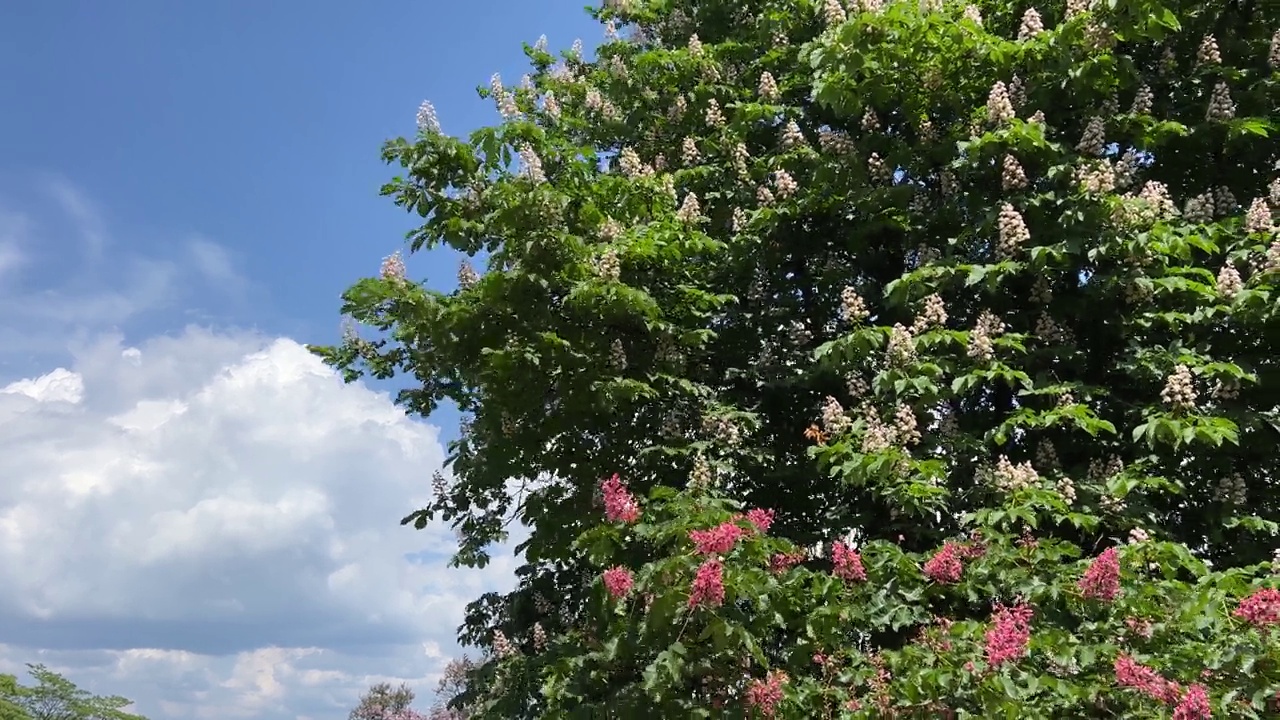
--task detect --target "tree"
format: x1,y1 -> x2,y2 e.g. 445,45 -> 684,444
316,0 -> 1280,715
349,682 -> 425,720
0,665 -> 146,720
0,674 -> 32,720
424,656 -> 478,720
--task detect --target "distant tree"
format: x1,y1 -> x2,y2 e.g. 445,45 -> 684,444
349,682 -> 425,720
0,674 -> 32,720
0,664 -> 146,720
426,657 -> 476,720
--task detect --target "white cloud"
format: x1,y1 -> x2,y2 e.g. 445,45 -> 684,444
42,174 -> 108,257
0,177 -> 514,718
186,237 -> 250,298
1,367 -> 84,403
0,327 -> 519,718
0,177 -> 255,364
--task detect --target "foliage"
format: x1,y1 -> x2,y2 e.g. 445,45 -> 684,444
0,665 -> 147,720
425,657 -> 479,719
0,674 -> 30,720
350,681 -> 427,720
347,664 -> 477,719
316,0 -> 1280,716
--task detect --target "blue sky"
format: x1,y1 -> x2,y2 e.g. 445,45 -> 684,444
0,2 -> 600,718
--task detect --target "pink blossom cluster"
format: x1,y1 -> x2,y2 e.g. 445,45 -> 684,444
743,507 -> 776,533
923,542 -> 964,584
602,566 -> 634,599
921,617 -> 954,653
745,670 -> 788,718
1125,616 -> 1155,640
1114,654 -> 1183,705
1115,662 -> 1210,720
1172,684 -> 1211,720
1235,587 -> 1280,629
769,550 -> 805,574
832,541 -> 866,582
689,558 -> 725,608
689,521 -> 746,555
958,538 -> 987,559
601,473 -> 640,523
1078,546 -> 1121,601
984,602 -> 1033,667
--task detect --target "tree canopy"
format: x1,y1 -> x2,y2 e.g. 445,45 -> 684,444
0,665 -> 147,720
316,0 -> 1280,716
349,681 -> 427,720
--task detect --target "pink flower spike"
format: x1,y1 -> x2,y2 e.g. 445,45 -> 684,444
744,508 -> 775,534
1079,546 -> 1121,601
832,541 -> 866,582
688,558 -> 725,608
602,566 -> 634,599
1235,587 -> 1280,629
600,473 -> 640,524
1172,684 -> 1211,720
769,551 -> 804,574
689,521 -> 746,555
923,542 -> 964,584
745,670 -> 788,718
984,602 -> 1033,667
1115,654 -> 1182,705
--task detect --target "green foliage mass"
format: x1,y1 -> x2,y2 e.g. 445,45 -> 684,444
315,0 -> 1280,716
0,664 -> 147,720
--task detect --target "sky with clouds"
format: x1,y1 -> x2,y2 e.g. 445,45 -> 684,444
0,2 -> 601,718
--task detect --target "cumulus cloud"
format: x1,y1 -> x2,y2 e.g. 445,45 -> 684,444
0,177 -> 515,718
0,328 -> 518,718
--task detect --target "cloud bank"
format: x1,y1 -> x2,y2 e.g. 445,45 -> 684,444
0,178 -> 516,719
0,329 -> 515,718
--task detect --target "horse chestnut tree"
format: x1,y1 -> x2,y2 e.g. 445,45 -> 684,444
315,0 -> 1280,716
